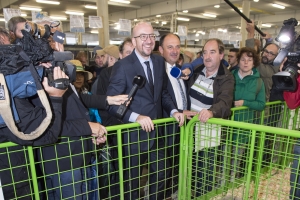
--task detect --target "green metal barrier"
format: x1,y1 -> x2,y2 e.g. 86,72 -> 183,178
181,116 -> 300,199
0,101 -> 300,199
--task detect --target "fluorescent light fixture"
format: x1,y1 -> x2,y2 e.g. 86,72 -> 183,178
214,5 -> 220,8
203,13 -> 216,18
65,11 -> 84,15
134,19 -> 138,21
161,21 -> 167,25
176,17 -> 190,21
21,13 -> 27,17
110,0 -> 130,4
156,15 -> 161,17
272,3 -> 285,9
195,33 -> 199,37
223,29 -> 227,33
110,40 -> 123,45
114,22 -> 119,25
193,30 -> 196,33
85,5 -> 97,9
20,6 -> 42,11
262,24 -> 272,27
155,21 -> 159,24
253,0 -> 259,2
182,10 -> 188,13
91,30 -> 99,34
50,16 -> 67,20
0,18 -> 5,22
195,39 -> 199,41
114,25 -> 120,30
36,0 -> 60,5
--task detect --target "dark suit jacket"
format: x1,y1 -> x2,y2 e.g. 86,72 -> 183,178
163,63 -> 189,118
39,86 -> 93,174
107,51 -> 176,151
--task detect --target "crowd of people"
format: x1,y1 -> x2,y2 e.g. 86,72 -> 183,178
0,14 -> 300,200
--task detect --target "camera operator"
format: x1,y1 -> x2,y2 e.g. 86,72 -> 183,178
0,26 -> 68,200
278,58 -> 300,200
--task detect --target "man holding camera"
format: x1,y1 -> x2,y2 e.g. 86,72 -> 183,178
0,26 -> 69,200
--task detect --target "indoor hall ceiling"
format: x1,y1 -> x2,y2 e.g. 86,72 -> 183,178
1,0 -> 300,35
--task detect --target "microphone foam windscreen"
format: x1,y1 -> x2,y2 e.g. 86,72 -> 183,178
170,67 -> 182,79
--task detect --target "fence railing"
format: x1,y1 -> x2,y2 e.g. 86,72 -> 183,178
0,101 -> 299,200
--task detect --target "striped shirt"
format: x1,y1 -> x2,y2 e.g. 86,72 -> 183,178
190,68 -> 217,112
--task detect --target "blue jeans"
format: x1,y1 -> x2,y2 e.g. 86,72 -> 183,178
46,168 -> 90,200
192,147 -> 217,197
290,140 -> 300,200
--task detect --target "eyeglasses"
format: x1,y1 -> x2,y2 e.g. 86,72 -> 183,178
263,49 -> 277,57
134,34 -> 156,41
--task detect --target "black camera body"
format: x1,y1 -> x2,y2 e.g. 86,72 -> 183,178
272,18 -> 300,92
14,29 -> 74,89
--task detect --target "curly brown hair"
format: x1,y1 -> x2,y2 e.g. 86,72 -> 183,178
237,47 -> 260,67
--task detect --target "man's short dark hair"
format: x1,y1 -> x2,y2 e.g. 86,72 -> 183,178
229,48 -> 239,53
119,37 -> 132,53
159,33 -> 180,47
203,38 -> 225,54
7,16 -> 27,33
0,27 -> 10,44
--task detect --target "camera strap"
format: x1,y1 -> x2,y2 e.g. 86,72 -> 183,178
0,47 -> 53,140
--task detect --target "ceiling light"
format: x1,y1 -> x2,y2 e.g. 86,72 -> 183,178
182,10 -> 188,13
193,30 -> 196,33
21,13 -> 27,17
195,39 -> 199,41
223,29 -> 227,33
36,0 -> 60,5
50,16 -> 67,20
156,15 -> 161,17
20,6 -> 42,11
214,5 -> 220,8
0,18 -> 5,22
114,22 -> 119,25
85,5 -> 97,9
162,21 -> 167,25
272,3 -> 285,9
203,13 -> 216,18
134,19 -> 138,21
176,17 -> 190,21
110,0 -> 130,4
114,25 -> 120,30
195,33 -> 199,37
262,24 -> 272,27
253,0 -> 259,2
65,11 -> 84,15
155,21 -> 159,24
91,30 -> 99,34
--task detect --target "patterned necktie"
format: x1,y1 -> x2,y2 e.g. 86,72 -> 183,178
176,78 -> 187,110
144,61 -> 154,95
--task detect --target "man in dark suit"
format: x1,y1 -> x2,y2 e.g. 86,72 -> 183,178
107,22 -> 184,200
158,33 -> 197,198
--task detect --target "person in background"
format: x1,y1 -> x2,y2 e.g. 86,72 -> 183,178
227,48 -> 239,72
196,51 -> 202,59
119,37 -> 134,59
184,50 -> 195,63
76,51 -> 95,76
93,46 -> 107,77
176,53 -> 184,66
230,47 -> 265,181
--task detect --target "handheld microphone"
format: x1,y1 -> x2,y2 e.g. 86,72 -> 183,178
170,67 -> 185,79
116,75 -> 146,119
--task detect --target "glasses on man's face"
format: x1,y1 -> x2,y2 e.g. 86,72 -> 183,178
134,34 -> 156,41
263,49 -> 277,57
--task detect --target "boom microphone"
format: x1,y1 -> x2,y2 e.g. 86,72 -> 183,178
116,75 -> 146,119
224,0 -> 266,37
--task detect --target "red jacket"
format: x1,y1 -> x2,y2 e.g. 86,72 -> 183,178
283,75 -> 300,109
